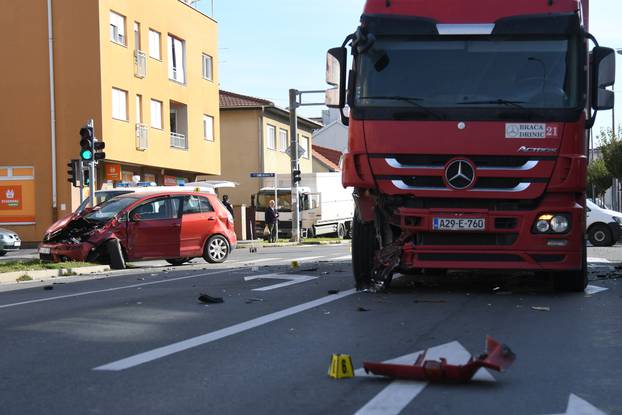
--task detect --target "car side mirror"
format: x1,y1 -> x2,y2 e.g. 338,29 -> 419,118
326,47 -> 347,109
591,46 -> 616,110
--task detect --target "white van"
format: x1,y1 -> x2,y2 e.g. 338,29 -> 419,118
586,200 -> 622,246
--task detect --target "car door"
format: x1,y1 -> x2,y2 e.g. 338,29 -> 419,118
126,197 -> 182,260
179,195 -> 220,256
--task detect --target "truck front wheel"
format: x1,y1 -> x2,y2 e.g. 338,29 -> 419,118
352,209 -> 377,290
553,240 -> 588,292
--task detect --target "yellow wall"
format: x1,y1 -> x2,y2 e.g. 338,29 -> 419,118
99,0 -> 221,175
217,109 -> 317,206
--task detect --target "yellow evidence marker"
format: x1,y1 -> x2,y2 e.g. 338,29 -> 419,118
328,354 -> 354,379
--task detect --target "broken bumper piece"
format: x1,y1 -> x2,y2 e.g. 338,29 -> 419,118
363,336 -> 515,383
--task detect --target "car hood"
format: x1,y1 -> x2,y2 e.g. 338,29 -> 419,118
44,212 -> 82,237
0,228 -> 18,236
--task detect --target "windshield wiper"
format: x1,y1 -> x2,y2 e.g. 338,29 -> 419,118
359,96 -> 444,120
457,99 -> 527,109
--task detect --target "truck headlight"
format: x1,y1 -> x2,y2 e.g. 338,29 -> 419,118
534,214 -> 570,234
550,215 -> 570,233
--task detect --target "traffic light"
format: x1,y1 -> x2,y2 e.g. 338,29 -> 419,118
80,127 -> 94,161
83,168 -> 90,186
67,159 -> 79,187
293,169 -> 302,184
93,139 -> 106,161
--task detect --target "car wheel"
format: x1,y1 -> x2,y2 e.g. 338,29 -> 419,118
352,208 -> 377,290
204,235 -> 230,263
166,258 -> 191,266
106,239 -> 126,270
0,251 -> 6,257
554,238 -> 588,292
588,223 -> 613,247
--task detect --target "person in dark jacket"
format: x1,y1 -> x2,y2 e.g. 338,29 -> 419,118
222,195 -> 234,218
265,200 -> 279,243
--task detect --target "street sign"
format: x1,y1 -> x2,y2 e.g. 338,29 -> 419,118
250,172 -> 276,178
285,144 -> 306,159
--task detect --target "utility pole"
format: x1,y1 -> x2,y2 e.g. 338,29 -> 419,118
288,88 -> 327,242
289,89 -> 300,242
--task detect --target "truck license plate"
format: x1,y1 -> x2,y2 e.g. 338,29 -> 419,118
433,218 -> 485,231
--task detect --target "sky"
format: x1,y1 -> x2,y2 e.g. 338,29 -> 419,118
197,0 -> 622,133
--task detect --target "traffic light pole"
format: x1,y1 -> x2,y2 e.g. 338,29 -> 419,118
78,159 -> 84,203
289,89 -> 300,242
87,119 -> 96,208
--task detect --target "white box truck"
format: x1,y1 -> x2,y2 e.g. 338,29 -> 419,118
254,172 -> 354,239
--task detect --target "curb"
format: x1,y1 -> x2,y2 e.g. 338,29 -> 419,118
237,241 -> 351,248
0,265 -> 111,285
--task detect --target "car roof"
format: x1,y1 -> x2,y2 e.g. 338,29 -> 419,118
113,190 -> 215,200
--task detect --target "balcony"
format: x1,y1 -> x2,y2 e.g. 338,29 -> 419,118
134,50 -> 147,78
136,123 -> 148,150
169,101 -> 188,150
170,132 -> 187,150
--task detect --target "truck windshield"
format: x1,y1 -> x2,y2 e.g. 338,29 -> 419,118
256,192 -> 293,212
356,38 -> 579,111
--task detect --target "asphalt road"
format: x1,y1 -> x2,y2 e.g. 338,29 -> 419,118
0,243 -> 620,415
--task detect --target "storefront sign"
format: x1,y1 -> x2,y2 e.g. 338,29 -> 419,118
105,163 -> 122,181
144,174 -> 156,183
0,186 -> 22,210
121,171 -> 135,183
164,175 -> 178,186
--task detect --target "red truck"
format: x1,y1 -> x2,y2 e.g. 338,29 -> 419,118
325,0 -> 615,291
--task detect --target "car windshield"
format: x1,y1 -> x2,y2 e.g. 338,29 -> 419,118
356,37 -> 579,110
83,196 -> 140,222
77,191 -> 134,212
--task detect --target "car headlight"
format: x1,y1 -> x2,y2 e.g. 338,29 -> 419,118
614,216 -> 622,225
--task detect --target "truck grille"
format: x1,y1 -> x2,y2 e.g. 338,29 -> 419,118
416,232 -> 518,246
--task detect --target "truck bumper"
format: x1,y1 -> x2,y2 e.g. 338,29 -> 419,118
394,202 -> 584,271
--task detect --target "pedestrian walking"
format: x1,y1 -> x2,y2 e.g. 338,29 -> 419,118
265,200 -> 279,243
222,195 -> 234,218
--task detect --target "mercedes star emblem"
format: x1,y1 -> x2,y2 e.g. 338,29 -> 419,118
445,159 -> 476,190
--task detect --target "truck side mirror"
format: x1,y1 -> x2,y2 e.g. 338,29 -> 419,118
592,46 -> 616,110
326,47 -> 347,109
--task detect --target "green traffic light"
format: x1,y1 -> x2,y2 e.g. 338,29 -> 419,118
81,150 -> 93,160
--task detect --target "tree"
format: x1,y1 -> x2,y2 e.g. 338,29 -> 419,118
598,127 -> 622,181
587,158 -> 612,199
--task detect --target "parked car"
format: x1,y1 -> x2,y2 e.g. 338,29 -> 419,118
586,200 -> 622,246
39,190 -> 236,268
0,228 -> 21,256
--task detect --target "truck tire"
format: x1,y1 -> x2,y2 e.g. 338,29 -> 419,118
106,239 -> 126,270
352,209 -> 377,290
337,223 -> 346,239
554,239 -> 588,292
588,223 -> 613,247
0,251 -> 6,257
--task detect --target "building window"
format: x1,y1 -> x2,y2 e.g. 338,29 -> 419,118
109,11 -> 126,45
300,135 -> 310,159
134,22 -> 141,50
267,125 -> 276,150
150,99 -> 163,129
112,88 -> 128,121
136,95 -> 142,123
148,29 -> 161,60
279,129 -> 288,152
202,53 -> 213,81
203,115 -> 214,141
167,35 -> 186,83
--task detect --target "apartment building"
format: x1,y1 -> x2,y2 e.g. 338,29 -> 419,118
0,0 -> 220,242
217,91 -> 322,207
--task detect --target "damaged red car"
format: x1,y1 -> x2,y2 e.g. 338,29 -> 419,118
38,191 -> 237,269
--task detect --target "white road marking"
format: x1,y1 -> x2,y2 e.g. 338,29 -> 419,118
331,255 -> 352,261
544,393 -> 607,415
585,285 -> 609,295
244,274 -> 317,291
276,256 -> 323,264
587,257 -> 611,264
94,289 -> 357,371
354,341 -> 494,415
0,270 -> 230,310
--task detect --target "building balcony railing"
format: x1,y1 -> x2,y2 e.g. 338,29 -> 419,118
136,123 -> 148,150
134,50 -> 147,78
170,132 -> 187,150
